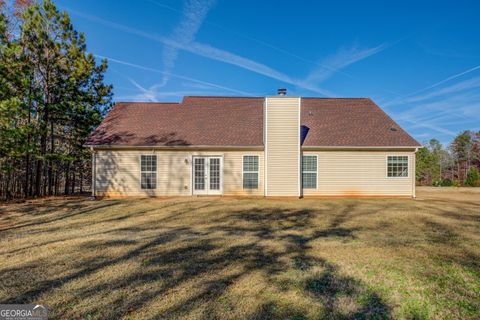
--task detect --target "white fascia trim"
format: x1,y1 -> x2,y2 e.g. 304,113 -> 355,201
301,146 -> 420,150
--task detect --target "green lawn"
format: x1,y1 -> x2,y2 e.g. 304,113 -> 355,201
0,188 -> 479,319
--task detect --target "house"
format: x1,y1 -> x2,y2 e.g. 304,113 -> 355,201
86,90 -> 421,198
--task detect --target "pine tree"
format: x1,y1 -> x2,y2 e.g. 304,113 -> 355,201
0,0 -> 111,200
0,8 -> 34,199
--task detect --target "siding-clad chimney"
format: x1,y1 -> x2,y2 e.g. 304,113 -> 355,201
264,96 -> 301,197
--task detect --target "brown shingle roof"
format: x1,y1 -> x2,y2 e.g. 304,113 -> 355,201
86,97 -> 264,147
301,98 -> 420,147
86,96 -> 420,148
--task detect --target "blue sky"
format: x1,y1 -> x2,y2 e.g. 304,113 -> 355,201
56,0 -> 480,145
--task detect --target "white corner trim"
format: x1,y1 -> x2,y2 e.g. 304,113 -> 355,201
264,97 -> 268,197
298,97 -> 301,197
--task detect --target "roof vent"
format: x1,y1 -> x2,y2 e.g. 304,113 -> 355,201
390,127 -> 398,132
277,88 -> 287,96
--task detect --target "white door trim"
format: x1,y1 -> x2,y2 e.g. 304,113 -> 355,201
192,156 -> 223,195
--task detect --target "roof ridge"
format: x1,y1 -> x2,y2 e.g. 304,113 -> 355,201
302,97 -> 371,100
183,96 -> 263,99
115,97 -> 373,104
115,101 -> 180,104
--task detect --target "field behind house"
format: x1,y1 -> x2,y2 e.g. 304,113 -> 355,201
0,188 -> 479,319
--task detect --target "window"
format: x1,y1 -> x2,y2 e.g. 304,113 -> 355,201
243,155 -> 259,189
141,155 -> 157,189
387,156 -> 408,177
302,155 -> 317,189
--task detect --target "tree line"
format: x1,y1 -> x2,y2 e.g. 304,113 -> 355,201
0,0 -> 112,201
416,130 -> 480,187
1,1 -> 478,201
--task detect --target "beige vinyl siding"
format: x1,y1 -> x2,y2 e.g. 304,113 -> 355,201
265,97 -> 300,196
302,151 -> 416,197
94,149 -> 264,197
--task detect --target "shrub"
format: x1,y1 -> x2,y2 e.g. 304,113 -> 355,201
432,180 -> 442,187
452,180 -> 461,187
441,178 -> 452,187
465,167 -> 480,187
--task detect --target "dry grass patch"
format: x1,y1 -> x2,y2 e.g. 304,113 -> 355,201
0,188 -> 479,319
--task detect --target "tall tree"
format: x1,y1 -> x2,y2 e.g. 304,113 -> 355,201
450,131 -> 474,182
19,0 -> 111,197
0,0 -> 111,200
0,7 -> 34,199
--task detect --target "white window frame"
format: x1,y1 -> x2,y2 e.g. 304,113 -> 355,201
242,155 -> 259,189
386,155 -> 409,178
302,155 -> 318,189
140,154 -> 157,189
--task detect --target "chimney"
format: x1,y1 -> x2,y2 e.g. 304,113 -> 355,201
277,88 -> 287,96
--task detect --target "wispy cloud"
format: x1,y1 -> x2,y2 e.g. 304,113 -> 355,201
160,0 -> 215,86
385,64 -> 480,107
303,43 -> 389,85
405,76 -> 480,103
392,91 -> 480,137
96,54 -> 255,96
119,79 -> 229,101
384,64 -> 480,139
408,64 -> 480,97
128,79 -> 160,101
146,0 -> 353,80
416,41 -> 474,59
71,9 -> 334,96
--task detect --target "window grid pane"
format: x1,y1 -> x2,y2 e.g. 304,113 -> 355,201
141,173 -> 156,189
302,156 -> 317,172
302,156 -> 317,189
243,172 -> 258,189
387,156 -> 408,177
243,156 -> 258,172
141,155 -> 157,189
302,173 -> 316,189
243,156 -> 259,189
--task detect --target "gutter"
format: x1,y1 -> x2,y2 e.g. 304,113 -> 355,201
84,145 -> 265,150
301,146 -> 421,150
85,144 -> 421,150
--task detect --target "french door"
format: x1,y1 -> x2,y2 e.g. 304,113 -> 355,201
192,156 -> 223,195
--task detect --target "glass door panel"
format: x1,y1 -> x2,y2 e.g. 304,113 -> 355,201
209,158 -> 221,192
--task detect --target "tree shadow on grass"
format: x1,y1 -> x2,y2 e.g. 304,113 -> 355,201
0,201 -> 121,232
1,202 -> 393,319
304,258 -> 390,320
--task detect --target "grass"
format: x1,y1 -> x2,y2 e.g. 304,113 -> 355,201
0,187 -> 479,319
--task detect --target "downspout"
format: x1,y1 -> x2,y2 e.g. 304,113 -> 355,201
413,147 -> 418,199
91,147 -> 96,198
